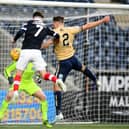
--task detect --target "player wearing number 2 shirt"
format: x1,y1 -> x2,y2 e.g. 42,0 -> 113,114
51,16 -> 110,120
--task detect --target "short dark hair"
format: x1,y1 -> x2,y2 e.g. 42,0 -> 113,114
53,16 -> 64,23
33,11 -> 44,18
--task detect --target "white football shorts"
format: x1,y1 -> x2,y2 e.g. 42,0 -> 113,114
16,49 -> 47,71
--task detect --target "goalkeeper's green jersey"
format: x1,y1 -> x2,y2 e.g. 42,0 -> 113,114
4,61 -> 35,81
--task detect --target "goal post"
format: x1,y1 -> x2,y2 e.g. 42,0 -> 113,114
0,0 -> 129,124
0,0 -> 129,9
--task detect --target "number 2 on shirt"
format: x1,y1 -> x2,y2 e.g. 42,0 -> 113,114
63,33 -> 69,46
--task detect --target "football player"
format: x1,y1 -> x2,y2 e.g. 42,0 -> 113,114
0,48 -> 52,127
11,11 -> 66,104
42,15 -> 110,120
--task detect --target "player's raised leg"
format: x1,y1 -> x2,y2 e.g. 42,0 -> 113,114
72,56 -> 101,87
40,70 -> 67,92
81,64 -> 101,87
12,50 -> 31,101
9,48 -> 22,100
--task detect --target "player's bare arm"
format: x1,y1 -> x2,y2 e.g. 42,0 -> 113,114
41,39 -> 54,49
82,16 -> 110,31
41,34 -> 59,49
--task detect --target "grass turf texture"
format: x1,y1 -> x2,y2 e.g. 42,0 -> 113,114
0,124 -> 129,129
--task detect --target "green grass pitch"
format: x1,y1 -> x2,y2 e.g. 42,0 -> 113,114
0,124 -> 129,129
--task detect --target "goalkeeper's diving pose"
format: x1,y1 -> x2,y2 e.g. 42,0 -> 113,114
42,15 -> 110,120
0,48 -> 52,128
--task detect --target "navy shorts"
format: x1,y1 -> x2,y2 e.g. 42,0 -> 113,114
56,56 -> 82,82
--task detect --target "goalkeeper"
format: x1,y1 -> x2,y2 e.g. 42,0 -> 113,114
0,48 -> 52,128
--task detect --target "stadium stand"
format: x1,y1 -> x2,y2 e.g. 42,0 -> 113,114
88,15 -> 128,70
112,0 -> 129,4
121,0 -> 129,4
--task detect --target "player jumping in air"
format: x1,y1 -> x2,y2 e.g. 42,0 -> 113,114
0,48 -> 53,127
42,15 -> 110,120
11,11 -> 66,103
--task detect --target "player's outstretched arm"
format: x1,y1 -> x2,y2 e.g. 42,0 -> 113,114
4,62 -> 16,85
4,62 -> 16,78
82,16 -> 110,31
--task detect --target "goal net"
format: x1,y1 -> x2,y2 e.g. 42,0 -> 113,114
0,0 -> 129,124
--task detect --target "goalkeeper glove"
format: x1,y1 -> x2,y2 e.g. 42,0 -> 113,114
8,77 -> 13,85
35,75 -> 42,84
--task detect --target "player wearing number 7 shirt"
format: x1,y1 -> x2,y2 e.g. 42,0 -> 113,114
43,16 -> 110,120
11,12 -> 66,125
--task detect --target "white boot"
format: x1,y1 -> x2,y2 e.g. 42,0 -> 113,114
56,112 -> 64,120
56,79 -> 67,92
96,80 -> 101,87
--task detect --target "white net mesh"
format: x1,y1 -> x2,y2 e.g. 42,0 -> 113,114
0,1 -> 129,124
